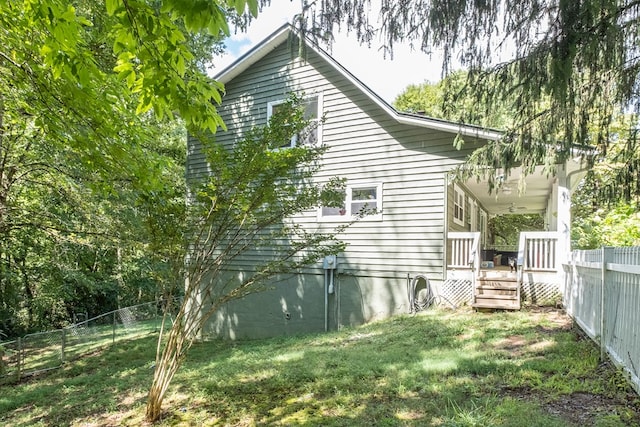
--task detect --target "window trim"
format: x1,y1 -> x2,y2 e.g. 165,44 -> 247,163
453,184 -> 465,226
318,182 -> 383,222
266,93 -> 323,148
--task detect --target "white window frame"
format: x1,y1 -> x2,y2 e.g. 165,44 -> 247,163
266,93 -> 323,149
453,184 -> 465,226
319,182 -> 383,222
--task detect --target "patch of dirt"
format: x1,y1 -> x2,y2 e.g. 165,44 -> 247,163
503,382 -> 640,426
494,335 -> 555,358
525,306 -> 574,332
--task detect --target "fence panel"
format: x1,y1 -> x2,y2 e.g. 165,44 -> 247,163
564,246 -> 640,396
563,250 -> 602,339
20,330 -> 65,377
0,339 -> 21,381
0,300 -> 169,383
603,247 -> 640,395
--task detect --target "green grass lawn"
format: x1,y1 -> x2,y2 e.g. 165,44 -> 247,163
1,307 -> 638,426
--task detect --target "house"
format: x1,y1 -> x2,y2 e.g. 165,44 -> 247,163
186,24 -> 586,339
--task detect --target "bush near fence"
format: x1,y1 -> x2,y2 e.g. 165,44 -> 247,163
0,301 -> 174,383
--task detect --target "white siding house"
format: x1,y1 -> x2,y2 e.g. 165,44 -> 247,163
187,25 -> 585,339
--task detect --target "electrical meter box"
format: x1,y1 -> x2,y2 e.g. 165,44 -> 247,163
323,254 -> 337,269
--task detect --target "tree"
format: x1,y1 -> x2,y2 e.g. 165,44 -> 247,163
0,80 -> 190,334
489,214 -> 545,247
572,202 -> 640,249
571,112 -> 640,248
299,1 -> 640,200
393,70 -> 513,129
145,96 -> 347,421
0,0 -> 231,335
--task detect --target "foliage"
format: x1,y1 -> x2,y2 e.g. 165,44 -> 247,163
393,70 -> 512,130
572,202 -> 640,249
0,100 -> 187,335
489,214 -> 545,247
145,95 -> 348,422
0,0 -> 224,336
2,309 -> 638,425
299,1 -> 640,201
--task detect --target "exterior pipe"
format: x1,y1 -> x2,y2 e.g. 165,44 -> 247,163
328,269 -> 334,294
324,269 -> 328,332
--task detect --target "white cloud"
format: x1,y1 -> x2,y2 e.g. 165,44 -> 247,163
209,4 -> 445,104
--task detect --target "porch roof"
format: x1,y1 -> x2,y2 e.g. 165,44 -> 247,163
463,160 -> 586,216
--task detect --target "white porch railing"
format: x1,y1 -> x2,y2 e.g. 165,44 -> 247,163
445,231 -> 562,304
517,232 -> 559,271
447,232 -> 480,272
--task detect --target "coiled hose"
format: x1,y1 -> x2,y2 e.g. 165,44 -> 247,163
407,274 -> 457,314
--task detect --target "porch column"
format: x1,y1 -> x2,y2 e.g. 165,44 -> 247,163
555,165 -> 571,268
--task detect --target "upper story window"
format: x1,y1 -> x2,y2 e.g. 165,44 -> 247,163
320,182 -> 383,221
267,94 -> 322,149
453,184 -> 465,226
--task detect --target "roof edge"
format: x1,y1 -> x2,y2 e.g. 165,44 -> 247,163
213,24 -> 291,85
214,24 -> 503,141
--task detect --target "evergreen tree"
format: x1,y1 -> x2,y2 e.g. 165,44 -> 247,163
300,1 -> 640,200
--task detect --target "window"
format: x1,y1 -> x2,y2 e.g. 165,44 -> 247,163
453,184 -> 465,226
267,94 -> 322,149
320,182 -> 382,221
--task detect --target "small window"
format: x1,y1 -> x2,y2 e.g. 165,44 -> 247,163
453,184 -> 465,226
320,182 -> 382,221
350,186 -> 378,214
267,94 -> 322,148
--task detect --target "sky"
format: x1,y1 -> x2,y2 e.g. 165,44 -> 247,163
208,3 -> 446,104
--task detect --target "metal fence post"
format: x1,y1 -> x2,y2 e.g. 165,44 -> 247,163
17,337 -> 22,381
61,328 -> 66,364
113,312 -> 116,344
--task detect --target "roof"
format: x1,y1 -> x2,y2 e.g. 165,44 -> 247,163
212,24 -> 504,141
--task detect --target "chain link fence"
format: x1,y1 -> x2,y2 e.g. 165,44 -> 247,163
0,300 -> 176,384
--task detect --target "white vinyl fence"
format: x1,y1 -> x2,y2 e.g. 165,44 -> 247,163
563,246 -> 640,395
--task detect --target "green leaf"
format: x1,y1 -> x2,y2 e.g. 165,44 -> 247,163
105,0 -> 119,15
453,134 -> 465,150
248,0 -> 259,17
234,0 -> 246,15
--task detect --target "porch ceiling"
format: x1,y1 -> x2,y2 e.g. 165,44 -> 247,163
463,165 -> 554,216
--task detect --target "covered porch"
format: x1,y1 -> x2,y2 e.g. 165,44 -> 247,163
444,160 -> 585,308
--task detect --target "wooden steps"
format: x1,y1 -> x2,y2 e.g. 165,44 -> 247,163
472,270 -> 521,310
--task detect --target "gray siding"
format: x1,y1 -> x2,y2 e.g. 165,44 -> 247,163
188,39 -> 487,338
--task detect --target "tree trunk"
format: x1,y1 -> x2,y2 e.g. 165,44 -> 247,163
145,312 -> 190,422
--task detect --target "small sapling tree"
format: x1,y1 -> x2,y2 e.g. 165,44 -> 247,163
146,95 -> 347,422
